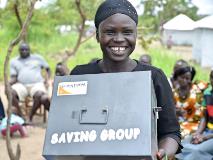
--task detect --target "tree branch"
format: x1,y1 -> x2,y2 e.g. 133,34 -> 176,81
80,32 -> 96,45
14,0 -> 23,28
4,0 -> 37,160
62,0 -> 86,63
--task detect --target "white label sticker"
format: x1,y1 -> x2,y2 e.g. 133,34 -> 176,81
57,81 -> 88,96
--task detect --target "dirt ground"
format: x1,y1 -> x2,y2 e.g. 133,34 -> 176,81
0,127 -> 46,160
0,84 -> 47,160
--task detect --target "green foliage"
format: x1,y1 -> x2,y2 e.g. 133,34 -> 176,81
0,0 -> 209,84
145,47 -> 209,82
138,33 -> 160,50
140,0 -> 200,32
44,0 -> 103,26
0,26 -> 209,83
148,47 -> 180,76
138,0 -> 200,51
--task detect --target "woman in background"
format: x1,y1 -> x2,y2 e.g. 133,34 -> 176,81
173,66 -> 203,138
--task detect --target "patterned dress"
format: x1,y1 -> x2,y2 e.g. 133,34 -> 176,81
174,87 -> 203,138
192,80 -> 208,104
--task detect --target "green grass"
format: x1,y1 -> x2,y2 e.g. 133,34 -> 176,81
147,47 -> 210,82
0,27 -> 210,83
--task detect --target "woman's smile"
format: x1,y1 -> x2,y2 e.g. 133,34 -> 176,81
109,46 -> 127,56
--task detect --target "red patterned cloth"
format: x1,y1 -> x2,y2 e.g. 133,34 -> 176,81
174,87 -> 203,137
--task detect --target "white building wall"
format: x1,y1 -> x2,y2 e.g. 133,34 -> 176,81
163,30 -> 194,45
192,28 -> 203,63
192,28 -> 213,67
200,29 -> 213,67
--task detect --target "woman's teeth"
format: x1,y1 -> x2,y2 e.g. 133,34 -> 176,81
111,47 -> 126,55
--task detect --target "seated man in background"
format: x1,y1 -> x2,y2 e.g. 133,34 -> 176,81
55,62 -> 69,76
10,42 -> 50,122
138,54 -> 152,65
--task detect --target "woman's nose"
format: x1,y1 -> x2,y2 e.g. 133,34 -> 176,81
113,33 -> 125,42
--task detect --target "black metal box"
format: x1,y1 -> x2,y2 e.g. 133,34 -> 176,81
43,71 -> 158,160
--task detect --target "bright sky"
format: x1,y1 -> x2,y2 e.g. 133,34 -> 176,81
0,0 -> 213,15
129,0 -> 144,15
0,0 -> 6,8
34,0 -> 56,9
192,0 -> 213,15
34,0 -> 144,14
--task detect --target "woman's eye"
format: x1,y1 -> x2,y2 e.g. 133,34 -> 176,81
123,30 -> 133,35
105,30 -> 114,35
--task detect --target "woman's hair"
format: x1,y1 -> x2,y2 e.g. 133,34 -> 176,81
173,66 -> 196,81
173,59 -> 188,72
94,0 -> 138,30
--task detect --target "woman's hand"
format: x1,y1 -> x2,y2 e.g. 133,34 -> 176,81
191,133 -> 206,144
157,149 -> 166,160
158,137 -> 178,160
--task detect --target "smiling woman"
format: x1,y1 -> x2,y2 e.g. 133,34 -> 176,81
70,0 -> 181,159
97,13 -> 137,67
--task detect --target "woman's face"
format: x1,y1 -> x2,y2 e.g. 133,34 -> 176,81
177,72 -> 192,88
97,13 -> 137,62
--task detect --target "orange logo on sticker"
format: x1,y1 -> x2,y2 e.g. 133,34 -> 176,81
58,86 -> 71,95
57,81 -> 88,96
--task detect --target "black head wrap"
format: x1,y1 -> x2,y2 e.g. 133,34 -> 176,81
95,0 -> 138,29
173,66 -> 196,81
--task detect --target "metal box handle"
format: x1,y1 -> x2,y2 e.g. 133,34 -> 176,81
79,107 -> 109,124
153,106 -> 162,119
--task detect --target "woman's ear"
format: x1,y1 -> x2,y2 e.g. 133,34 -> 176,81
96,30 -> 100,43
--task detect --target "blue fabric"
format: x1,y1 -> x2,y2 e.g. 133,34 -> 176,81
0,97 -> 5,120
176,132 -> 213,160
0,114 -> 25,131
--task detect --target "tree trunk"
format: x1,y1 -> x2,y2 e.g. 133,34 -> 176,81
4,1 -> 37,160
